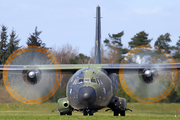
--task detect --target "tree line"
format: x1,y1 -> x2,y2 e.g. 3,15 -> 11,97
104,31 -> 180,62
1,25 -> 180,103
0,25 -> 45,65
1,25 -> 180,65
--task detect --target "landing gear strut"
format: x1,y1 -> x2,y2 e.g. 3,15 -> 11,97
83,110 -> 94,116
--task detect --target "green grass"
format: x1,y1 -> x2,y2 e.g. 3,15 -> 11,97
0,103 -> 180,120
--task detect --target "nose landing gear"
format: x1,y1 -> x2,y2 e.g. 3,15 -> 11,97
83,110 -> 94,116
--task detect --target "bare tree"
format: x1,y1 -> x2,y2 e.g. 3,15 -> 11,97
48,44 -> 79,101
89,44 -> 119,64
50,43 -> 79,64
89,47 -> 95,64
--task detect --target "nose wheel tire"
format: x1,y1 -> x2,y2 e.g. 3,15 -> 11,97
89,110 -> 94,116
83,110 -> 94,116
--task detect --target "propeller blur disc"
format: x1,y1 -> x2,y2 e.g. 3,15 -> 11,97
3,46 -> 61,104
119,45 -> 177,103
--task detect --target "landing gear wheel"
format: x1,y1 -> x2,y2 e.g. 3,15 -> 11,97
83,110 -> 88,116
120,111 -> 125,116
89,110 -> 94,116
114,111 -> 119,116
60,112 -> 65,115
67,112 -> 72,115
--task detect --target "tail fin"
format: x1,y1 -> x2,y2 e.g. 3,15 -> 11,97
94,5 -> 102,64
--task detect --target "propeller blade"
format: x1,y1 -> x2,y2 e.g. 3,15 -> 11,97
119,46 -> 177,103
3,46 -> 61,104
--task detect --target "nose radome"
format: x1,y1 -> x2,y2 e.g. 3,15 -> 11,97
83,93 -> 90,100
78,86 -> 96,106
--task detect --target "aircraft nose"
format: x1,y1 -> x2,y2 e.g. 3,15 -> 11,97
78,86 -> 96,106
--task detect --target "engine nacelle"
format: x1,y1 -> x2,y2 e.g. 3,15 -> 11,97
57,98 -> 73,113
118,97 -> 127,111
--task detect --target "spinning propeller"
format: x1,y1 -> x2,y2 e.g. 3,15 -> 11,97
3,46 -> 61,104
2,45 -> 178,104
119,45 -> 177,103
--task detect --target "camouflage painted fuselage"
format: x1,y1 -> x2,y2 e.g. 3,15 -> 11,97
66,68 -> 114,111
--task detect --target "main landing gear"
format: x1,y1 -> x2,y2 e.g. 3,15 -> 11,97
114,110 -> 125,116
60,112 -> 72,115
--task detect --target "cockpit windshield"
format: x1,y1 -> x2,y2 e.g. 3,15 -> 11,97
91,79 -> 96,83
79,79 -> 83,83
73,78 -> 103,85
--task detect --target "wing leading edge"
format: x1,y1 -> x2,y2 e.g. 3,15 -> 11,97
1,63 -> 180,74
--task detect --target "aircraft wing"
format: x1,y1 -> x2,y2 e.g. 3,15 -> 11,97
0,64 -> 99,74
101,63 -> 180,74
1,63 -> 179,104
1,63 -> 180,74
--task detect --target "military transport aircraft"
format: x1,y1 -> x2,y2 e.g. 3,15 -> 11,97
0,5 -> 179,116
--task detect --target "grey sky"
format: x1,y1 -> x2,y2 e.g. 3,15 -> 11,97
1,0 -> 180,55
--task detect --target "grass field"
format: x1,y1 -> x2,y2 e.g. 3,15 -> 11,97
0,103 -> 180,120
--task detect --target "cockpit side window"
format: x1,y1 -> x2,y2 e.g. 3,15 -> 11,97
96,78 -> 103,84
79,79 -> 84,83
73,78 -> 83,84
73,78 -> 103,85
